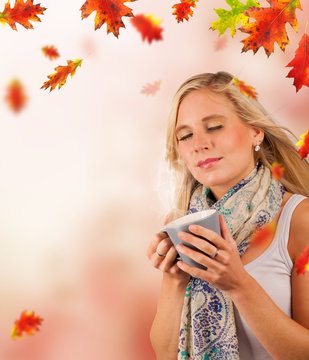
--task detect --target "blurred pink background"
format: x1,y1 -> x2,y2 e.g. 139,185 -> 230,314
0,1 -> 308,359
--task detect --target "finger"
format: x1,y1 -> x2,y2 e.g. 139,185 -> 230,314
177,230 -> 220,256
156,237 -> 173,256
219,214 -> 235,245
147,232 -> 169,258
185,224 -> 229,250
159,246 -> 178,272
177,260 -> 215,281
176,244 -> 223,272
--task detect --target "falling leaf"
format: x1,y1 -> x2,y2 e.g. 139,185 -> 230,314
41,59 -> 82,92
296,129 -> 309,159
286,33 -> 309,92
250,222 -> 277,247
5,79 -> 28,113
0,0 -> 46,31
213,35 -> 228,51
172,0 -> 198,23
42,45 -> 60,60
240,0 -> 302,57
210,0 -> 260,37
295,245 -> 309,275
272,162 -> 284,180
131,14 -> 163,44
233,78 -> 257,99
80,0 -> 136,38
141,80 -> 161,96
11,310 -> 43,339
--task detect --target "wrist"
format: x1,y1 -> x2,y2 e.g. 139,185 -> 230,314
226,272 -> 255,302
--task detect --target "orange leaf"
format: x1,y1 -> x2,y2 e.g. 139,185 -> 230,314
0,0 -> 46,31
296,129 -> 309,159
131,14 -> 163,44
232,78 -> 257,99
250,222 -> 276,247
5,79 -> 28,113
42,45 -> 60,60
271,162 -> 284,180
141,80 -> 161,96
172,0 -> 198,23
295,245 -> 309,275
80,0 -> 136,38
41,59 -> 82,92
286,33 -> 309,92
239,0 -> 302,57
11,310 -> 43,339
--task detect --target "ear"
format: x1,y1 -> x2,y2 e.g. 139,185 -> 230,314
250,126 -> 264,145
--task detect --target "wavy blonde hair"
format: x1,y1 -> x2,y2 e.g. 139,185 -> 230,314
165,71 -> 309,219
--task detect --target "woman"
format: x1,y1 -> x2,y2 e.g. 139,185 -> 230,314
147,71 -> 309,360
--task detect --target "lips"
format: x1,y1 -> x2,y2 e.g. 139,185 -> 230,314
198,157 -> 222,169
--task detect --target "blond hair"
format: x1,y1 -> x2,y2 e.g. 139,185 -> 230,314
165,71 -> 309,218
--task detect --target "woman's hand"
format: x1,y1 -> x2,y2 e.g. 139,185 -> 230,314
147,232 -> 190,284
176,214 -> 249,293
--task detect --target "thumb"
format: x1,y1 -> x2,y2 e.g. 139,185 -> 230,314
219,214 -> 234,245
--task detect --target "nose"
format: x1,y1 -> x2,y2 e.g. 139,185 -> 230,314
193,132 -> 209,151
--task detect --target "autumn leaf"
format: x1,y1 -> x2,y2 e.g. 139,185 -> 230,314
210,0 -> 260,37
213,35 -> 228,51
271,162 -> 284,180
0,0 -> 46,31
141,80 -> 162,96
41,59 -> 82,92
172,0 -> 198,23
232,78 -> 257,99
240,0 -> 302,57
250,222 -> 277,247
295,245 -> 309,275
80,0 -> 136,38
5,79 -> 28,113
42,45 -> 60,60
286,33 -> 309,92
131,14 -> 163,44
296,129 -> 309,159
11,310 -> 43,339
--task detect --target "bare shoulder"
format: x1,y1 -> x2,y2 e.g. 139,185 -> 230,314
288,195 -> 309,263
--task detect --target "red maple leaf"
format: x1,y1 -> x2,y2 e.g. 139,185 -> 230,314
233,78 -> 257,99
295,245 -> 309,275
239,0 -> 302,57
0,0 -> 46,31
141,80 -> 162,96
172,0 -> 198,23
41,59 -> 82,92
272,162 -> 284,180
11,310 -> 43,339
286,33 -> 309,92
42,45 -> 60,60
80,0 -> 136,38
5,79 -> 28,113
250,222 -> 277,247
131,14 -> 163,44
296,129 -> 309,159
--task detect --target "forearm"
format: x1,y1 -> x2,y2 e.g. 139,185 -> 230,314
150,273 -> 189,360
229,274 -> 309,360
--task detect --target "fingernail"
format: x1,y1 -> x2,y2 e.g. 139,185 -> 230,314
189,225 -> 197,231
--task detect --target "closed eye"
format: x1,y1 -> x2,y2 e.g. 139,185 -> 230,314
208,125 -> 223,131
178,133 -> 192,141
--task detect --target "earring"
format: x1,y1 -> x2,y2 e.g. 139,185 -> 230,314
254,145 -> 261,152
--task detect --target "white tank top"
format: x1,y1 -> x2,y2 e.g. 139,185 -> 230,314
234,194 -> 307,359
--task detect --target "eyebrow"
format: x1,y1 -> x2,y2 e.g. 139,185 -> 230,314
175,114 -> 226,136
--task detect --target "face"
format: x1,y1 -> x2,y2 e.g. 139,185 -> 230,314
175,89 -> 263,200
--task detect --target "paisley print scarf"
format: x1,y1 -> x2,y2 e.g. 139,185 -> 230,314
178,162 -> 285,360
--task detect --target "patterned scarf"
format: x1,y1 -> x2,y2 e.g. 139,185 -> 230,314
178,162 -> 285,360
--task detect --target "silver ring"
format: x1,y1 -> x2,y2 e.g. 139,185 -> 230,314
213,248 -> 220,258
156,250 -> 166,257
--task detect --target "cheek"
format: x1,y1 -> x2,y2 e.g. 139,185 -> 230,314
222,127 -> 251,152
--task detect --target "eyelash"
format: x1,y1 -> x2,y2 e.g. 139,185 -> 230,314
178,125 -> 223,142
